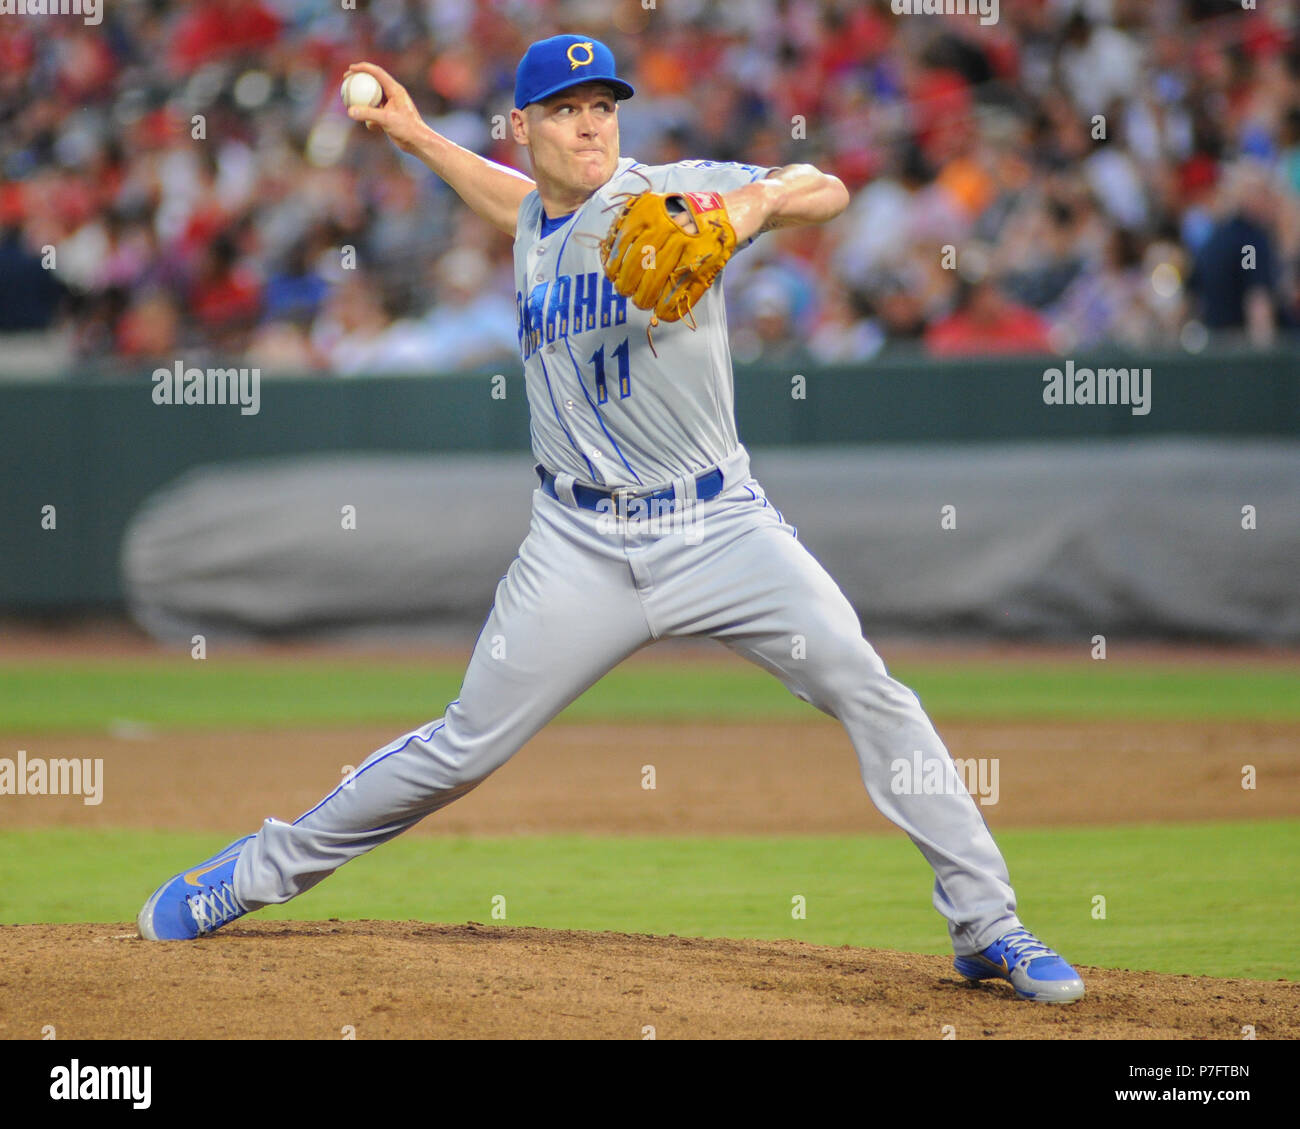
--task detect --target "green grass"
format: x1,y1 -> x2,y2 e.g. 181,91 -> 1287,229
2,821 -> 1295,980
2,656 -> 1298,733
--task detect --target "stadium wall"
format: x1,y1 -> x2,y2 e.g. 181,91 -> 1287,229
2,352 -> 1297,618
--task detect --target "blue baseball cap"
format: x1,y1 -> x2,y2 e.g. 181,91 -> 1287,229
514,34 -> 635,110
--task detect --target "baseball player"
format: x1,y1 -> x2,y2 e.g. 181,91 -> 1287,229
139,35 -> 1084,1004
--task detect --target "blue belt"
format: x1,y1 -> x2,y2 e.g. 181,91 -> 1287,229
537,464 -> 725,515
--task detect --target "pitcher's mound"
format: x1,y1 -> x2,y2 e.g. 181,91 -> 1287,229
1,921 -> 1294,1040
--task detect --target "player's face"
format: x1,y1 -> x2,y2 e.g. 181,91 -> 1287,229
516,83 -> 621,204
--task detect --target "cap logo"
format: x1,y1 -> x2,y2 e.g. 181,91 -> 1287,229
567,41 -> 595,70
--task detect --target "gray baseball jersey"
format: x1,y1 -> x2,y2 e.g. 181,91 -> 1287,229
514,157 -> 772,487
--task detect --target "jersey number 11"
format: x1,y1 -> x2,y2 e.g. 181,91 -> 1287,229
589,338 -> 631,404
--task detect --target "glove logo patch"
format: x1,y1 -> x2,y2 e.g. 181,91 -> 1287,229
682,192 -> 723,214
567,42 -> 596,70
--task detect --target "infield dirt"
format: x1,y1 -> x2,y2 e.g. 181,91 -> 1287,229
3,920 -> 1298,1040
6,718 -> 1299,833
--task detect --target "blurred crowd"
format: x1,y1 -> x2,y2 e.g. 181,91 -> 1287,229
1,0 -> 1299,378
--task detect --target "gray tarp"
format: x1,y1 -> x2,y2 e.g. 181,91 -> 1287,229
121,440 -> 1300,644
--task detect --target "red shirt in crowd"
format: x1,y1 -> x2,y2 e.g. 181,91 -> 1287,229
925,297 -> 1054,356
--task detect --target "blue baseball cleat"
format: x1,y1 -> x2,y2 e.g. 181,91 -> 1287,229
954,927 -> 1085,1003
137,835 -> 255,941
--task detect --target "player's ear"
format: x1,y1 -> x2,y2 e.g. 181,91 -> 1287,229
510,108 -> 530,146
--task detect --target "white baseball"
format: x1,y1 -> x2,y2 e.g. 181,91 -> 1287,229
341,72 -> 383,109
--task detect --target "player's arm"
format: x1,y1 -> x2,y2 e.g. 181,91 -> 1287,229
343,62 -> 536,238
718,164 -> 850,243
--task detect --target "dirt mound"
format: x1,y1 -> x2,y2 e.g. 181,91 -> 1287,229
1,922 -> 1294,1040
